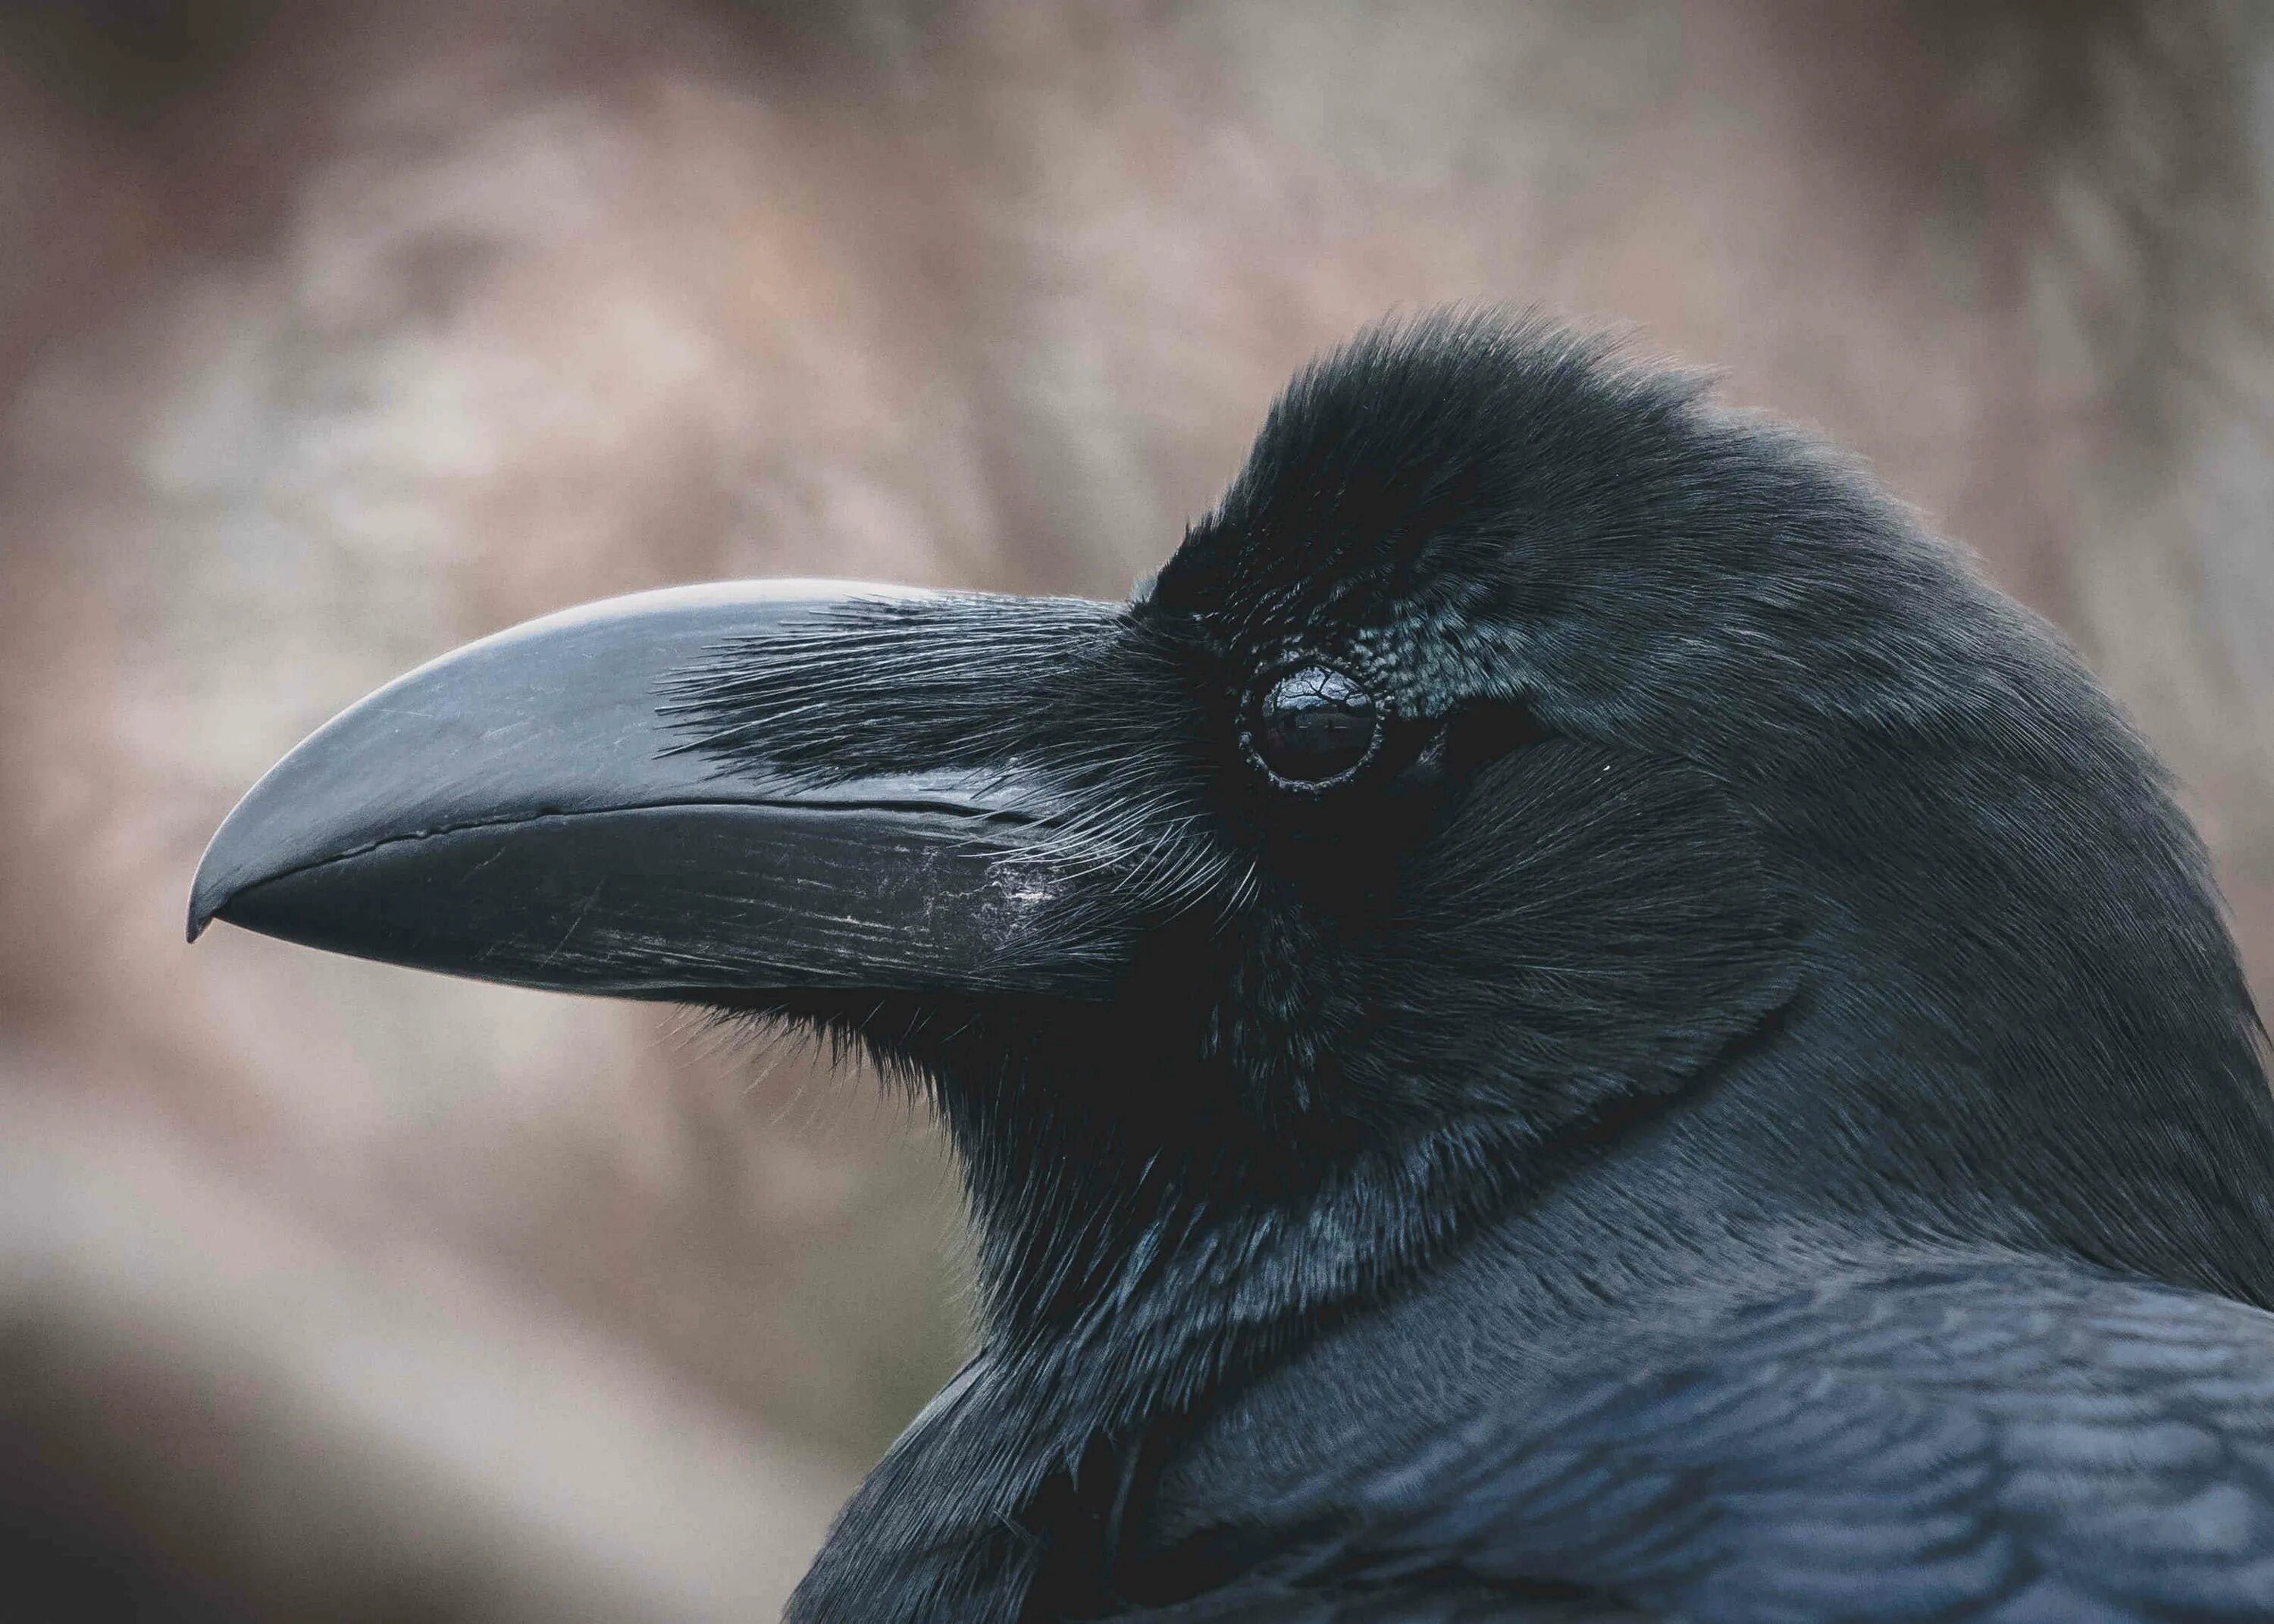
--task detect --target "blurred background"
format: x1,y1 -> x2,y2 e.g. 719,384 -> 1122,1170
2,2 -> 2270,1618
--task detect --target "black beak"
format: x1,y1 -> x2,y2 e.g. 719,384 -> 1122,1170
189,581 -> 1151,1000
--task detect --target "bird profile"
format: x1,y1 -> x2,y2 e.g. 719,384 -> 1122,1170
193,310 -> 2274,1622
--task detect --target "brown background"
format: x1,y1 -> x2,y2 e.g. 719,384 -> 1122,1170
2,3 -> 2270,1618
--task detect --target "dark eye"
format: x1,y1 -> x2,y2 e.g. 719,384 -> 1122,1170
1248,665 -> 1380,788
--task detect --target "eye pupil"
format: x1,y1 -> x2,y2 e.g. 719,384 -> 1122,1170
1252,665 -> 1380,787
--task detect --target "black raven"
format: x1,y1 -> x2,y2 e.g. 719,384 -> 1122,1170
191,313 -> 2274,1622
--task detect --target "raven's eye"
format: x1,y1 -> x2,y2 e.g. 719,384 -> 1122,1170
1248,665 -> 1380,788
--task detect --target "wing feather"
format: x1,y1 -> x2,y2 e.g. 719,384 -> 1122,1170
1124,1262 -> 2274,1622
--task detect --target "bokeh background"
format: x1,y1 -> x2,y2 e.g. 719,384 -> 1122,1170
3,2 -> 2271,1618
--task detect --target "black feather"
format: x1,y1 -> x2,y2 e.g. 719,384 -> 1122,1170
689,310 -> 2274,1622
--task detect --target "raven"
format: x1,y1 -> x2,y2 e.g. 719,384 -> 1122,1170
192,313 -> 2274,1622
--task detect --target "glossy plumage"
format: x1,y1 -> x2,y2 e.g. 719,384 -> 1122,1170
783,317 -> 2274,1622
1119,1263 -> 2274,1620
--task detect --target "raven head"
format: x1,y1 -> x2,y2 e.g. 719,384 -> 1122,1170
193,311 -> 2273,1385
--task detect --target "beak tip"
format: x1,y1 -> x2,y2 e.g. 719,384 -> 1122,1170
188,822 -> 253,944
186,870 -> 226,943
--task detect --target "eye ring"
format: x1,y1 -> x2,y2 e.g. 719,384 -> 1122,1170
1241,663 -> 1383,792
